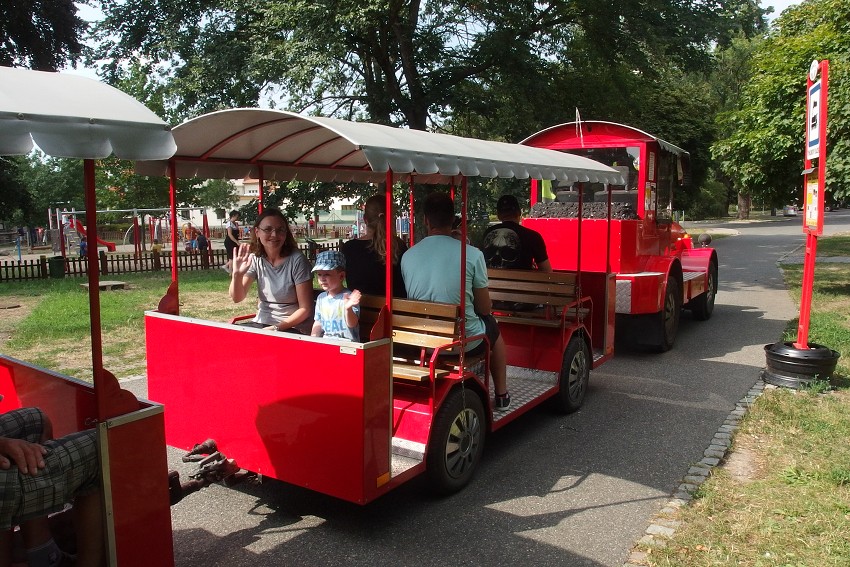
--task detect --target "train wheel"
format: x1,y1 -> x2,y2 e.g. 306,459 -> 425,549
690,260 -> 718,321
657,278 -> 681,352
554,335 -> 590,413
426,388 -> 485,494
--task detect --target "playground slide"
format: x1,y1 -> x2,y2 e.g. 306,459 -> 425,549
73,220 -> 117,252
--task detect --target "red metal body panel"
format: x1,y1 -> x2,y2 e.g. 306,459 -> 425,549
0,357 -> 96,434
681,248 -> 717,304
146,312 -> 393,504
618,272 -> 666,314
499,324 -> 566,372
0,356 -> 174,567
524,217 -> 690,278
391,392 -> 432,444
105,409 -> 174,566
524,218 -> 644,273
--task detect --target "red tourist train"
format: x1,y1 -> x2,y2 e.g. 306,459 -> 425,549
1,67 -> 717,566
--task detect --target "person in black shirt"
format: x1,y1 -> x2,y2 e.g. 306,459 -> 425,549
340,195 -> 407,297
481,194 -> 551,271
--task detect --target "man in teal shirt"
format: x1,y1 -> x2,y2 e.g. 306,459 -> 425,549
401,192 -> 510,410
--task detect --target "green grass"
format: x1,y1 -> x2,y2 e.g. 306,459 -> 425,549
0,270 -> 244,380
684,228 -> 731,241
813,234 -> 850,257
644,239 -> 850,567
646,390 -> 850,567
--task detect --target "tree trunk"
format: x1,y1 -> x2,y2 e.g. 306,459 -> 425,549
737,192 -> 751,220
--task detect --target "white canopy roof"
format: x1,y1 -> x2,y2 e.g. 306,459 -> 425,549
135,108 -> 624,185
0,66 -> 176,160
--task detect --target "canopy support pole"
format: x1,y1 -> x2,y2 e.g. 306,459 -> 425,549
258,165 -> 265,214
83,159 -> 106,406
458,177 -> 468,369
385,171 -> 394,316
408,179 -> 415,248
168,161 -> 179,290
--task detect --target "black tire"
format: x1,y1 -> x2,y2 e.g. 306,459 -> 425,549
426,388 -> 485,495
689,260 -> 718,321
657,277 -> 681,352
553,335 -> 590,413
762,342 -> 840,389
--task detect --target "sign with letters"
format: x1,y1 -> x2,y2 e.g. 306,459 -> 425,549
807,80 -> 821,161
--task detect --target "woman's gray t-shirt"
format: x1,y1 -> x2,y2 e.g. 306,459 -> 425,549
246,251 -> 313,333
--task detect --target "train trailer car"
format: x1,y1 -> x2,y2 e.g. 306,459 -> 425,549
521,121 -> 719,351
140,110 -> 626,504
1,66 -> 177,567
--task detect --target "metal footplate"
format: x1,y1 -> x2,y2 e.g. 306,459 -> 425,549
492,365 -> 558,423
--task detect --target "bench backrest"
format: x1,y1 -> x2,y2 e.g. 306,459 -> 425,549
359,295 -> 461,349
487,268 -> 577,306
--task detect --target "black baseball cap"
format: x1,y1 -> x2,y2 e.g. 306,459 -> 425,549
496,194 -> 520,213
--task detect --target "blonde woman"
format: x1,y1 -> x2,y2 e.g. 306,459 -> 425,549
229,209 -> 313,333
341,194 -> 407,297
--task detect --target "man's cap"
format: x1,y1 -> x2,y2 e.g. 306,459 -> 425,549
496,194 -> 520,213
312,250 -> 346,271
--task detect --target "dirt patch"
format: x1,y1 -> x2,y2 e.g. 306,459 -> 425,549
722,434 -> 767,484
180,290 -> 247,321
0,296 -> 39,350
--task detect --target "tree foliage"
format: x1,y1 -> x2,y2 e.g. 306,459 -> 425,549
712,0 -> 850,207
90,0 -> 766,130
1,153 -> 85,227
0,0 -> 85,70
0,0 -> 88,225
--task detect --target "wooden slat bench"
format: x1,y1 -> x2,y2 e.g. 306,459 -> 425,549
487,268 -> 590,330
359,295 -> 484,383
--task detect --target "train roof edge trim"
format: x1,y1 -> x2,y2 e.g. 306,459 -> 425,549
134,108 -> 625,186
520,120 -> 689,158
0,66 -> 177,160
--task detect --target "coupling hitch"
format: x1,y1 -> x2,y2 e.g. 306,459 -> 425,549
168,439 -> 260,505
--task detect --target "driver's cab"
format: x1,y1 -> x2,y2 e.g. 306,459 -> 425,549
523,121 -> 690,258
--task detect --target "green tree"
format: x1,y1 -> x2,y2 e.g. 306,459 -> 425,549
0,0 -> 85,70
2,152 -> 85,226
712,0 -> 850,213
0,0 -> 88,225
95,158 -> 237,214
89,0 -> 764,129
709,33 -> 762,217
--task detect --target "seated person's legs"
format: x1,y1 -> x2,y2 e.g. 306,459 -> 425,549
467,314 -> 508,398
1,409 -> 101,567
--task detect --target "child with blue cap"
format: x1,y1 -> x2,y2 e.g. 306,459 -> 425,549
311,250 -> 361,342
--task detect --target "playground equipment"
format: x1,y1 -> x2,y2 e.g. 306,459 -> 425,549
72,219 -> 116,251
0,66 -> 177,566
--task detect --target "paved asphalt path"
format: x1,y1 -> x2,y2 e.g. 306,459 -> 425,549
124,210 -> 850,567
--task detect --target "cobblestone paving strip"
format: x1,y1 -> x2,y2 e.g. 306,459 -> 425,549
622,379 -> 768,567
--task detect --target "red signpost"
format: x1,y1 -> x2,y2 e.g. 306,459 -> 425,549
795,59 -> 829,349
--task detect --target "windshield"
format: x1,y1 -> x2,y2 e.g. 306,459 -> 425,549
561,147 -> 639,192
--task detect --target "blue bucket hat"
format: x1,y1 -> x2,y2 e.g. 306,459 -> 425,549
312,250 -> 346,271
